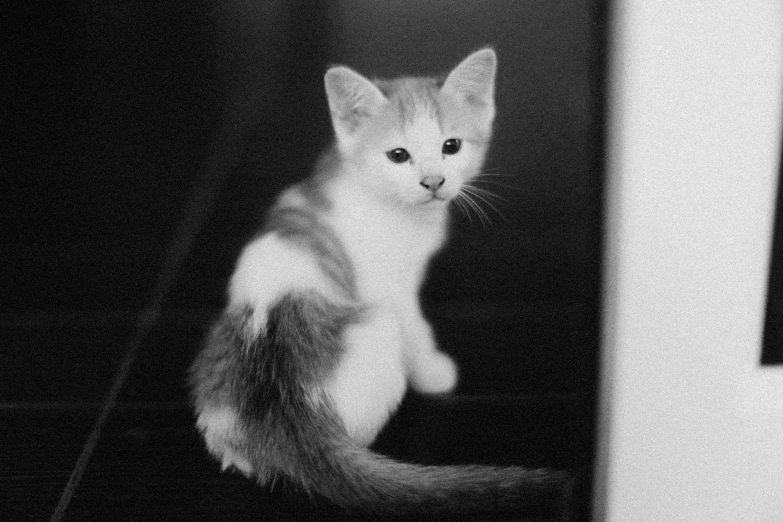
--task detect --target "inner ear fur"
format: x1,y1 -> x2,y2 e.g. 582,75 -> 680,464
441,48 -> 497,109
324,66 -> 387,139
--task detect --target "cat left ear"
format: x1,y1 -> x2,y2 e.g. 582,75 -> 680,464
325,66 -> 387,143
442,48 -> 497,115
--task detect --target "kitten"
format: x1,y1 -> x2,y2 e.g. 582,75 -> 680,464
189,48 -> 573,518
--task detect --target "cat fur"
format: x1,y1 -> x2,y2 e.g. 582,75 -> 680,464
189,48 -> 573,518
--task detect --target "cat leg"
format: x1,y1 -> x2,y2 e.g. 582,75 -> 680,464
323,312 -> 408,446
402,307 -> 458,394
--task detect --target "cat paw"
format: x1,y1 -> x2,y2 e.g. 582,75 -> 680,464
409,351 -> 458,394
196,406 -> 254,477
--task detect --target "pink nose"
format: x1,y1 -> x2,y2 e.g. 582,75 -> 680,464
420,176 -> 445,193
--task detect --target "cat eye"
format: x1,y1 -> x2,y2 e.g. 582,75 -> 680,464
442,138 -> 461,155
386,148 -> 410,164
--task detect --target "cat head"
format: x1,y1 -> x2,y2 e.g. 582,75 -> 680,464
324,49 -> 497,209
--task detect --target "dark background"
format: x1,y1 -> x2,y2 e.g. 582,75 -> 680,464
763,167 -> 783,365
1,1 -> 607,520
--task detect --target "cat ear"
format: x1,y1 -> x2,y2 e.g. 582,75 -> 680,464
442,48 -> 497,115
324,66 -> 387,142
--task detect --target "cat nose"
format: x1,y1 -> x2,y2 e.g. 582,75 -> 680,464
420,176 -> 445,193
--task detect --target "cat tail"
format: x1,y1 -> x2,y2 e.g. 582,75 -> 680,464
190,293 -> 576,520
294,436 -> 576,520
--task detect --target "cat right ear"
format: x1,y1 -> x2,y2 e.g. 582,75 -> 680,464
324,66 -> 386,145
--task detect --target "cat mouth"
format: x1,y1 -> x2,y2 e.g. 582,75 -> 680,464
423,195 -> 448,205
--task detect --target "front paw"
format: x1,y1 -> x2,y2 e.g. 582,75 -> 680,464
409,350 -> 458,394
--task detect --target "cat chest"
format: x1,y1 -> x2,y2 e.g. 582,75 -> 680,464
345,230 -> 440,302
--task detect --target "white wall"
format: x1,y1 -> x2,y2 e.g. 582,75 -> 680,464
596,2 -> 783,521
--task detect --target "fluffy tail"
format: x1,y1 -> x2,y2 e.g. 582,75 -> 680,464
283,428 -> 575,519
190,294 -> 575,519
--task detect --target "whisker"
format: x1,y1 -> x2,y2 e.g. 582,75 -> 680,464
473,170 -> 517,189
452,193 -> 476,225
468,197 -> 494,228
450,195 -> 473,224
464,184 -> 509,204
469,171 -> 518,194
472,178 -> 518,191
457,190 -> 492,228
389,193 -> 406,209
461,185 -> 510,224
476,168 -> 515,180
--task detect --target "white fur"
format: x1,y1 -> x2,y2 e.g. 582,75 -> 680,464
218,49 -> 495,450
325,311 -> 408,445
196,406 -> 254,476
227,181 -> 457,447
228,232 -> 337,331
316,169 -> 457,445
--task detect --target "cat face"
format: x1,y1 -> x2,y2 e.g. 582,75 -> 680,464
325,49 -> 497,209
